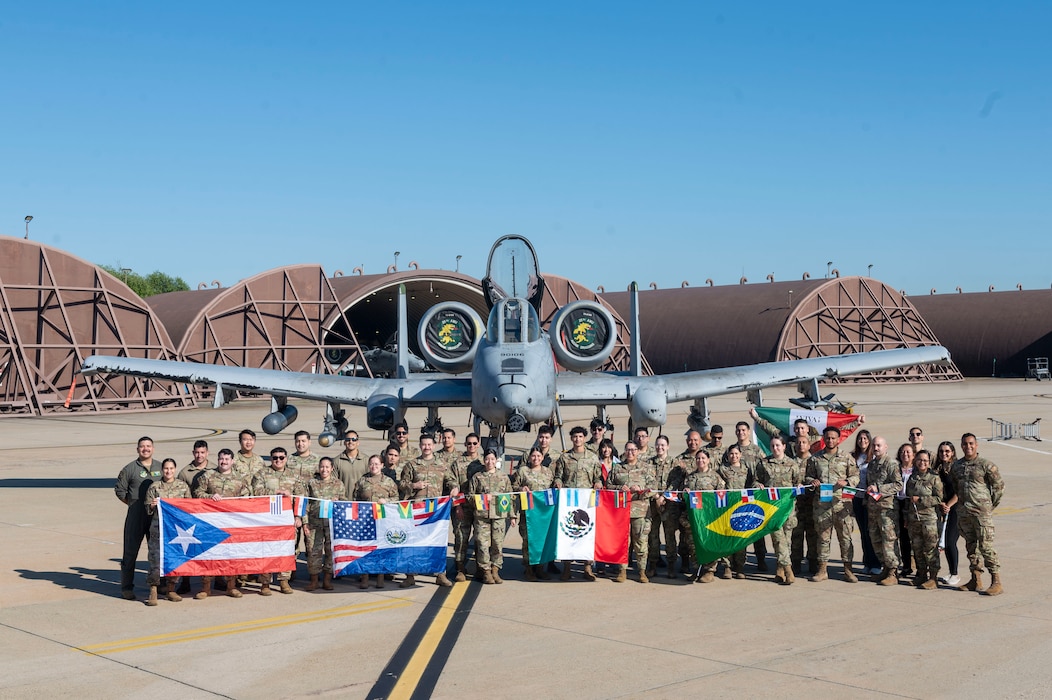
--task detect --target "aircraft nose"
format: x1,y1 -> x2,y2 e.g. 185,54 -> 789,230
496,383 -> 529,416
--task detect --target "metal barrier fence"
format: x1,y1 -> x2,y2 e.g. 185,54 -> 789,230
987,417 -> 1042,441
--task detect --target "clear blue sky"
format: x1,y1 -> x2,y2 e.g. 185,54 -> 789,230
3,2 -> 1049,295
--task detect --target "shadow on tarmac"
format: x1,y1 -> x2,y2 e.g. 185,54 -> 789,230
0,478 -> 113,489
15,559 -> 125,596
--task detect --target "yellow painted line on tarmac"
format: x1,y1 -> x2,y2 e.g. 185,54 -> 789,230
80,598 -> 412,655
388,582 -> 471,700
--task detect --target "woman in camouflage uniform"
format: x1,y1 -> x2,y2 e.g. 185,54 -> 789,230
304,457 -> 345,592
470,449 -> 516,584
905,450 -> 944,589
353,455 -> 400,589
512,446 -> 555,581
145,458 -> 191,606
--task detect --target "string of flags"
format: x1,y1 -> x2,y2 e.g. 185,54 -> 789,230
274,483 -> 852,519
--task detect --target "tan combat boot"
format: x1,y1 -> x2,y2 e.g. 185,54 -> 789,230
278,579 -> 294,594
774,565 -> 785,583
194,577 -> 213,600
983,572 -> 1004,596
879,569 -> 898,586
166,578 -> 183,602
359,575 -> 370,589
323,572 -> 333,590
146,585 -> 158,607
226,577 -> 243,598
583,563 -> 597,581
435,572 -> 453,587
259,581 -> 273,596
699,570 -> 715,583
843,562 -> 858,583
305,575 -> 319,592
454,562 -> 467,583
482,567 -> 495,584
921,576 -> 938,590
809,562 -> 828,582
400,574 -> 416,588
491,566 -> 503,584
613,565 -> 627,582
638,567 -> 650,584
961,569 -> 985,592
784,566 -> 796,585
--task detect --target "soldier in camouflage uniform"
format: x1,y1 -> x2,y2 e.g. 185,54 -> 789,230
718,443 -> 759,579
304,457 -> 345,592
904,450 -> 943,589
512,446 -> 555,581
470,449 -> 516,584
668,430 -> 705,576
178,440 -> 215,492
435,428 -> 460,469
755,435 -> 802,585
805,426 -> 859,583
951,433 -> 1005,595
233,429 -> 266,481
866,437 -> 903,586
609,443 -> 657,583
193,449 -> 252,599
790,435 -> 819,576
114,436 -> 162,601
333,430 -> 368,500
681,451 -> 727,582
443,433 -> 485,581
144,458 -> 192,606
390,423 -> 421,462
634,426 -> 656,461
249,447 -> 307,594
354,455 -> 401,589
701,425 -> 727,466
397,435 -> 454,589
729,421 -> 769,572
646,435 -> 679,578
553,426 -> 604,581
288,430 -> 321,564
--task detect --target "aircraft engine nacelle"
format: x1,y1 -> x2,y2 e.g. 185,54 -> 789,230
262,404 -> 298,435
366,394 -> 403,431
550,301 -> 618,373
417,302 -> 484,374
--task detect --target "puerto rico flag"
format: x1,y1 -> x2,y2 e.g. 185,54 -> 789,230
332,497 -> 451,576
158,497 -> 296,576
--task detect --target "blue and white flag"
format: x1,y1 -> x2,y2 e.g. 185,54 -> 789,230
331,498 -> 451,576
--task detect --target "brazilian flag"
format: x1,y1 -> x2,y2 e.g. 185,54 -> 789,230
687,490 -> 795,563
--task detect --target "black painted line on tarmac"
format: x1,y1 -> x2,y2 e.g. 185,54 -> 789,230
367,581 -> 482,700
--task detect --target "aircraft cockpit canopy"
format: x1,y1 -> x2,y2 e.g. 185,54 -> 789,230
482,235 -> 545,312
487,298 -> 541,344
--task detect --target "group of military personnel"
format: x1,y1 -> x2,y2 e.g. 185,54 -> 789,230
115,412 -> 1006,606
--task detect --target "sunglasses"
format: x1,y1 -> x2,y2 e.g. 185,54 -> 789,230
394,431 -> 408,436
910,432 -> 922,437
345,437 -> 359,442
466,441 -> 479,445
272,456 -> 286,461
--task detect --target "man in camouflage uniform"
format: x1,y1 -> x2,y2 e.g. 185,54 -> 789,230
866,436 -> 903,586
755,435 -> 802,585
790,435 -> 819,576
115,436 -> 163,601
398,435 -> 453,588
667,430 -> 705,575
951,433 -> 1005,595
701,425 -> 727,466
444,433 -> 484,581
553,425 -> 604,581
144,458 -> 192,605
435,428 -> 460,469
718,443 -> 759,579
288,430 -> 320,562
585,418 -> 607,454
193,449 -> 252,599
304,456 -> 345,592
681,451 -> 727,582
233,429 -> 266,481
609,443 -> 657,583
535,424 -> 555,467
470,450 -> 516,584
512,446 -> 555,581
729,421 -> 769,572
634,426 -> 655,461
353,455 -> 401,589
250,446 -> 307,594
390,423 -> 421,462
646,435 -> 679,578
905,449 -> 943,589
333,430 -> 367,500
178,440 -> 215,492
805,426 -> 859,583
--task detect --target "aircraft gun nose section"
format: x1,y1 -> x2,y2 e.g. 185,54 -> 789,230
495,383 -> 530,431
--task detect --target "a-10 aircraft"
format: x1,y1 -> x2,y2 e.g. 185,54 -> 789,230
82,235 -> 951,449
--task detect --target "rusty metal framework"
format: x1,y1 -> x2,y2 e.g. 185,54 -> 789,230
172,266 -> 370,390
540,275 -> 652,374
0,237 -> 194,414
778,276 -> 962,381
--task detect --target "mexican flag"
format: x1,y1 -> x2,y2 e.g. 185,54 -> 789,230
687,488 -> 796,563
753,406 -> 859,455
525,488 -> 631,565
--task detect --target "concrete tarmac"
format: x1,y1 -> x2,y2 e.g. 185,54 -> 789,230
2,378 -> 1050,698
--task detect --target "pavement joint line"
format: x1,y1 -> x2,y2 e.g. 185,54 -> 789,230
80,598 -> 412,654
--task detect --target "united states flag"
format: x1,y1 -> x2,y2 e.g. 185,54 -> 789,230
332,502 -> 379,571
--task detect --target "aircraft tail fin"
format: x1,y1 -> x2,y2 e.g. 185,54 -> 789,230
397,283 -> 409,379
629,281 -> 642,377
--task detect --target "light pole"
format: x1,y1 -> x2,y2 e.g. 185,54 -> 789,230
24,215 -> 33,239
867,264 -> 873,277
120,268 -> 132,284
826,261 -> 833,279
456,255 -> 462,273
394,251 -> 400,271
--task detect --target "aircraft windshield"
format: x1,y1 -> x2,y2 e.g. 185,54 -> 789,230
483,236 -> 541,306
487,298 -> 541,344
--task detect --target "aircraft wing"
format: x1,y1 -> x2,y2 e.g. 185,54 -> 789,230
80,356 -> 472,406
554,346 -> 952,404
